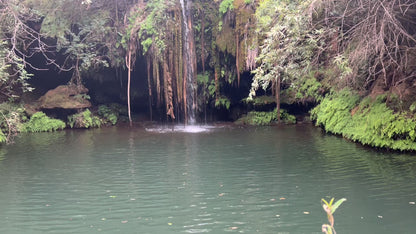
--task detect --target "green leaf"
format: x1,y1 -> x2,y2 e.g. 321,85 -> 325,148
331,198 -> 347,214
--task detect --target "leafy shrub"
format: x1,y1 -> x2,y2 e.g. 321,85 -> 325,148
236,108 -> 296,125
215,96 -> 231,110
219,0 -> 234,15
281,109 -> 297,124
20,112 -> 65,133
98,104 -> 118,125
68,109 -> 101,128
311,90 -> 416,151
0,103 -> 28,143
294,76 -> 323,102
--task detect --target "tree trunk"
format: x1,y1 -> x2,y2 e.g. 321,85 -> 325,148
215,67 -> 219,102
127,51 -> 132,127
236,33 -> 240,87
201,11 -> 205,73
275,77 -> 281,123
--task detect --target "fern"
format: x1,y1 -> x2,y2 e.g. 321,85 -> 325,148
215,96 -> 231,110
311,90 -> 416,151
68,109 -> 102,128
20,112 -> 65,133
98,105 -> 118,125
236,108 -> 296,125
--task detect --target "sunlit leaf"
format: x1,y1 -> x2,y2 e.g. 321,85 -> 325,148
331,198 -> 347,214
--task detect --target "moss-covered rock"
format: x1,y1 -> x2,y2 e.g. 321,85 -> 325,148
37,84 -> 91,110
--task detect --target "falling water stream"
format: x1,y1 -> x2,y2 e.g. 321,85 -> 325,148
180,0 -> 196,124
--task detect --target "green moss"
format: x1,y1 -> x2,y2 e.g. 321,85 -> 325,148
215,24 -> 236,54
20,112 -> 66,133
68,109 -> 102,129
311,89 -> 416,151
236,108 -> 296,125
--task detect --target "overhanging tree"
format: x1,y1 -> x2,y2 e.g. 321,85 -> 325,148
249,0 -> 321,122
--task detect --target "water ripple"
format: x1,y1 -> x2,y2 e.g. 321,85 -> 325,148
0,126 -> 415,233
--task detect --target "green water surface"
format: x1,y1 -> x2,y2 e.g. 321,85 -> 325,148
0,124 -> 415,233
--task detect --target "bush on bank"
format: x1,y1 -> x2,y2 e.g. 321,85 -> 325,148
311,89 -> 416,151
20,112 -> 66,133
235,108 -> 296,125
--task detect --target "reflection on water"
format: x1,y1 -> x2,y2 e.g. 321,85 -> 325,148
0,125 -> 415,233
0,148 -> 6,163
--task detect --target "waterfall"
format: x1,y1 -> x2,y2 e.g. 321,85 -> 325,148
180,0 -> 196,125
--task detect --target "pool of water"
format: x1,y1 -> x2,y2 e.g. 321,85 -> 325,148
0,124 -> 415,233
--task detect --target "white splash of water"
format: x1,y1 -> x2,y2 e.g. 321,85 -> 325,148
145,125 -> 216,133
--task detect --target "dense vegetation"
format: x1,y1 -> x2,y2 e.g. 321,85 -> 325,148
20,112 -> 66,133
311,90 -> 416,151
0,0 -> 416,150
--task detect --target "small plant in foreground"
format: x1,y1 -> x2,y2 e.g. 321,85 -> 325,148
321,197 -> 346,234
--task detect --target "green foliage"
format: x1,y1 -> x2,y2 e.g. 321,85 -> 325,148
0,103 -> 26,143
68,109 -> 101,129
20,112 -> 65,133
333,54 -> 352,80
132,0 -> 170,56
219,0 -> 235,15
73,94 -> 91,102
294,75 -> 322,101
409,102 -> 416,113
254,0 -> 278,31
250,0 -> 323,99
311,90 -> 416,151
0,129 -> 6,143
0,41 -> 34,99
243,95 -> 275,106
281,109 -> 297,124
235,108 -> 296,125
35,0 -> 113,79
197,72 -> 210,85
98,104 -> 119,125
310,89 -> 360,134
215,96 -> 231,110
197,72 -> 213,105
